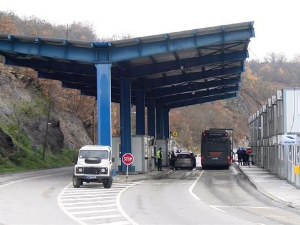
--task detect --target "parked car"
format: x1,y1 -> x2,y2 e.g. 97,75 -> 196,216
174,152 -> 194,170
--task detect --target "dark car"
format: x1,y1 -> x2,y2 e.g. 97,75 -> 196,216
174,152 -> 194,170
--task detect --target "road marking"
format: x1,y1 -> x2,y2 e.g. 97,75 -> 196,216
188,170 -> 204,200
62,199 -> 115,206
63,190 -> 120,194
209,205 -> 275,213
152,182 -> 169,185
62,196 -> 115,201
58,183 -> 87,225
58,182 -> 139,225
213,205 -> 275,209
79,214 -> 123,221
71,208 -> 118,215
116,182 -> 142,225
65,204 -> 116,210
61,193 -> 118,198
98,221 -> 130,225
209,205 -> 226,213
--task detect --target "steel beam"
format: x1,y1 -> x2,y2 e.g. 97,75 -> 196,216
147,98 -> 156,137
160,85 -> 239,104
120,72 -> 132,172
166,93 -> 237,109
151,76 -> 241,98
125,51 -> 248,78
95,63 -> 112,146
163,108 -> 170,138
0,24 -> 254,63
135,90 -> 145,135
156,101 -> 164,139
142,66 -> 244,89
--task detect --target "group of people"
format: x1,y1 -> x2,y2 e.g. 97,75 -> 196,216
236,147 -> 250,166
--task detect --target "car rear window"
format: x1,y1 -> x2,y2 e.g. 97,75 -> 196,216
177,154 -> 191,159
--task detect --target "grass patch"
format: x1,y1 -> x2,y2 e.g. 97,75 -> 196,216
0,124 -> 78,173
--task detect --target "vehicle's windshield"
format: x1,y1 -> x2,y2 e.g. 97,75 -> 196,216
79,150 -> 108,159
177,154 -> 191,159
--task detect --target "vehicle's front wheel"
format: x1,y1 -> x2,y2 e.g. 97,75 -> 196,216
73,177 -> 82,188
103,177 -> 113,188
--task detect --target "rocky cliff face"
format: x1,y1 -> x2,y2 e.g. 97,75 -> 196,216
0,63 -> 92,153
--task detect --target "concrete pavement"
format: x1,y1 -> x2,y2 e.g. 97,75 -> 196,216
113,167 -> 172,183
235,163 -> 300,210
114,164 -> 300,211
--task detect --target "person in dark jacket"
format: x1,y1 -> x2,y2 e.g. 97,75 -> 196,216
236,148 -> 243,165
170,151 -> 176,169
241,148 -> 247,166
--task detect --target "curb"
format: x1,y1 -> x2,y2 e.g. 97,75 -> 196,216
233,164 -> 300,210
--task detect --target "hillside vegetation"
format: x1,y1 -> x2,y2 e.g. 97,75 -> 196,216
0,11 -> 300,171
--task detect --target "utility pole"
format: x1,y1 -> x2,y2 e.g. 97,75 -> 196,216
63,24 -> 72,39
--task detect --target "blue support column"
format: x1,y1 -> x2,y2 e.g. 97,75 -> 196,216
120,71 -> 133,173
156,101 -> 164,139
136,90 -> 145,135
163,108 -> 170,139
147,98 -> 155,137
95,63 -> 112,146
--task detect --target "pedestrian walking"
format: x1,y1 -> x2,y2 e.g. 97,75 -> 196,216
236,148 -> 243,166
241,148 -> 247,166
170,151 -> 176,169
156,147 -> 163,171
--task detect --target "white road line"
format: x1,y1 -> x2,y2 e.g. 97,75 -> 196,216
62,196 -> 115,201
79,214 -> 123,221
59,181 -> 141,225
209,205 -> 275,213
64,190 -> 120,194
71,208 -> 118,215
209,205 -> 226,213
116,182 -> 141,225
62,200 -> 115,206
65,204 -> 116,210
0,172 -> 69,189
188,170 -> 204,200
62,193 -> 118,198
213,205 -> 275,209
97,221 -> 130,225
57,182 -> 87,225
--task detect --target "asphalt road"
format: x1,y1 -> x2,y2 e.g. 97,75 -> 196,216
0,167 -> 76,225
1,166 -> 300,225
121,166 -> 300,225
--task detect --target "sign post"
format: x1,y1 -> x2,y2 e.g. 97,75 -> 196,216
122,153 -> 134,182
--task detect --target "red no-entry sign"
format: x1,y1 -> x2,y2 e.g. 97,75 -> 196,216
122,153 -> 134,165
246,148 -> 252,154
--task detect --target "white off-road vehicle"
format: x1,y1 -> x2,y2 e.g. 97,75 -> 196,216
73,145 -> 114,188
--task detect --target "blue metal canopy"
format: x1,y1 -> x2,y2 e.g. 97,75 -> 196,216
0,22 -> 255,172
0,21 -> 254,109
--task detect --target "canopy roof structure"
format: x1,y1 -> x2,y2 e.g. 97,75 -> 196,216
0,21 -> 254,109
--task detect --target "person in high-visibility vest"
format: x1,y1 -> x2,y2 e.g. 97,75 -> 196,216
156,147 -> 163,171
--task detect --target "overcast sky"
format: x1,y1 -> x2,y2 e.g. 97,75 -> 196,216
0,0 -> 299,61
